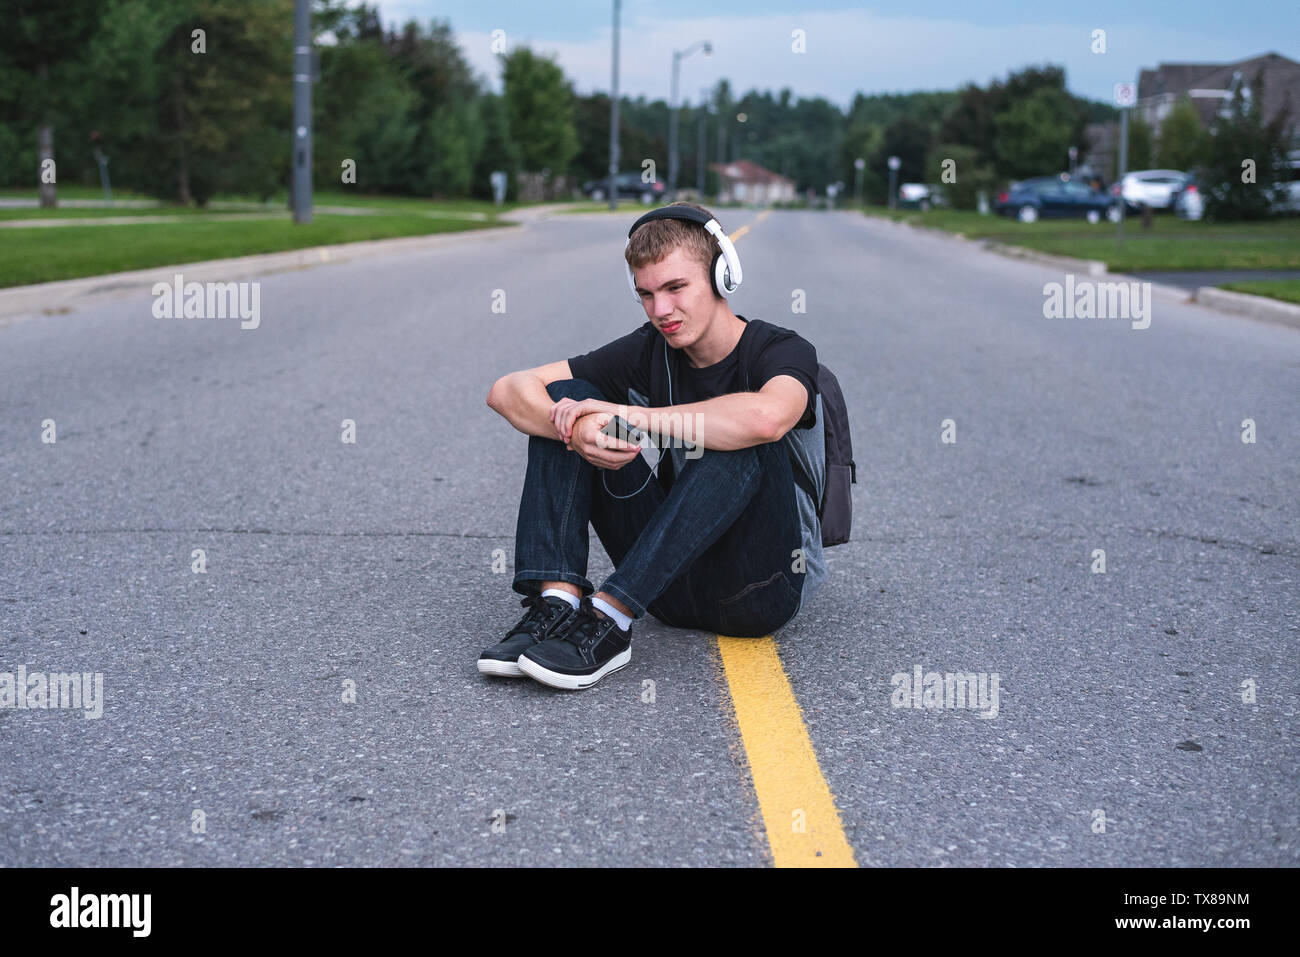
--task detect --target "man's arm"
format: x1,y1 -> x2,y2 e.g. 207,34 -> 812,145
486,360 -> 574,438
632,374 -> 810,451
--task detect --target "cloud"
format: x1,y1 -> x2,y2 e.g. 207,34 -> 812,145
368,3 -> 1287,107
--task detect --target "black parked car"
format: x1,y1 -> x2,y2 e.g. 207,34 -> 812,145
581,173 -> 666,204
994,174 -> 1122,223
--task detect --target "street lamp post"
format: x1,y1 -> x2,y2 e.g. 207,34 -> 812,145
668,40 -> 710,200
854,157 -> 865,208
291,0 -> 313,224
608,0 -> 621,211
697,87 -> 710,197
887,155 -> 900,209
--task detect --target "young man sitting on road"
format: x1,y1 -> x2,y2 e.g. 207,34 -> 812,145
481,201 -> 825,691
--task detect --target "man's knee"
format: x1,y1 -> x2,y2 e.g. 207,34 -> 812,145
679,443 -> 758,479
546,378 -> 606,402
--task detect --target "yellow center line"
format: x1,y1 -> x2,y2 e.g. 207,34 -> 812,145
716,635 -> 859,867
716,207 -> 852,866
728,208 -> 770,244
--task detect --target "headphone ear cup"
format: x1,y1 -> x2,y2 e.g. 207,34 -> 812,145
712,253 -> 729,298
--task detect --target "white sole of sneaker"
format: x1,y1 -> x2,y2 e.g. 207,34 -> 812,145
477,658 -> 525,678
517,648 -> 632,690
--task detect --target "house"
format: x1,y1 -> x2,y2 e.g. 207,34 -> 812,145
709,159 -> 796,205
1136,51 -> 1299,143
1080,52 -> 1299,181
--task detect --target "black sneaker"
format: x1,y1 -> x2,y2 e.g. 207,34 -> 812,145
477,594 -> 577,677
517,595 -> 632,690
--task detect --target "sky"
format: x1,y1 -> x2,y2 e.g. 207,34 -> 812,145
350,0 -> 1299,109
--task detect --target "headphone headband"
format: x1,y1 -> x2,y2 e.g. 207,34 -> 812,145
624,205 -> 743,301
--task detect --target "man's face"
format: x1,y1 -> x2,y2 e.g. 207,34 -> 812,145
631,247 -> 719,348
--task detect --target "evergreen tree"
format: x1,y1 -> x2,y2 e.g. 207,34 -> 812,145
1202,68 -> 1294,220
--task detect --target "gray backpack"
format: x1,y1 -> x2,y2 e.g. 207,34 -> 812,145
739,355 -> 856,547
783,364 -> 856,547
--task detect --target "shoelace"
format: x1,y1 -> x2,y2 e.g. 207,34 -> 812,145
560,601 -> 608,652
510,594 -> 566,640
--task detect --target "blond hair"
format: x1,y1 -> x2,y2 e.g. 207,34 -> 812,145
624,201 -> 723,292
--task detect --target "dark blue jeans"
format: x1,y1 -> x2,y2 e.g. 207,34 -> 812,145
512,379 -> 804,637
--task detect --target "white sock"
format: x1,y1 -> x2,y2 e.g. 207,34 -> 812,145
541,588 -> 580,610
591,595 -> 632,632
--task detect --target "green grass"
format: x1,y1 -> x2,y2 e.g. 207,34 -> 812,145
860,205 -> 1300,270
0,204 -> 258,220
0,185 -> 576,217
0,213 -> 510,288
0,191 -> 514,219
0,185 -> 156,201
1217,279 -> 1300,305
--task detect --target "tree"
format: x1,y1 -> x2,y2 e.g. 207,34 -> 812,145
470,92 -> 521,200
1155,97 -> 1211,172
1201,68 -> 1294,220
145,0 -> 293,205
926,143 -> 994,210
501,47 -> 578,176
872,115 -> 928,187
314,26 -> 421,193
384,17 -> 482,196
993,86 -> 1080,180
0,0 -> 106,205
939,65 -> 1077,177
1124,115 -> 1153,172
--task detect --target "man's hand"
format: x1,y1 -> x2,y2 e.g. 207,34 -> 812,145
551,397 -> 613,444
550,397 -> 651,443
567,411 -> 642,470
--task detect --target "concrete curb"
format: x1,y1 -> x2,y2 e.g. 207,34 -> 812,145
1091,271 -> 1192,306
0,221 -> 523,323
1193,286 -> 1300,330
978,240 -> 1109,278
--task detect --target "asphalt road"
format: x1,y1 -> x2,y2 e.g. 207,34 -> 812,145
1,208 -> 1296,866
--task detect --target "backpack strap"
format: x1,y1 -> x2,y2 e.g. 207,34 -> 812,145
744,343 -> 822,517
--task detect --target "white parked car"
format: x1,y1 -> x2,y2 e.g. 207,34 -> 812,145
897,183 -> 941,210
1117,169 -> 1191,209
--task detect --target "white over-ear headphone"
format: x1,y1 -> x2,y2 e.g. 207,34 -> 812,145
623,205 -> 742,301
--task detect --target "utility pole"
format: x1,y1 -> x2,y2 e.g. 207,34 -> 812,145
291,0 -> 313,224
697,94 -> 708,197
716,116 -> 726,187
667,40 -> 710,199
608,0 -> 621,211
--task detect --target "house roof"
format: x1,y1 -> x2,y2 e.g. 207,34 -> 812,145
1137,51 -> 1300,133
709,158 -> 795,186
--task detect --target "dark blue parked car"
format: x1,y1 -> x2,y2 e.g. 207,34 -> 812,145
994,174 -> 1122,223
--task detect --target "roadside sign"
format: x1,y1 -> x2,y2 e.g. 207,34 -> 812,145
1113,82 -> 1136,107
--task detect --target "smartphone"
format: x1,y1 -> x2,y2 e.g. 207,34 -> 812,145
600,415 -> 647,447
600,415 -> 661,470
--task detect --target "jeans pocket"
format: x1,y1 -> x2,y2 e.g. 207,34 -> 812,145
717,570 -> 802,638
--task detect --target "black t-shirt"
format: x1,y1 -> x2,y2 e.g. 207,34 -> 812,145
568,315 -> 819,489
568,314 -> 819,428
